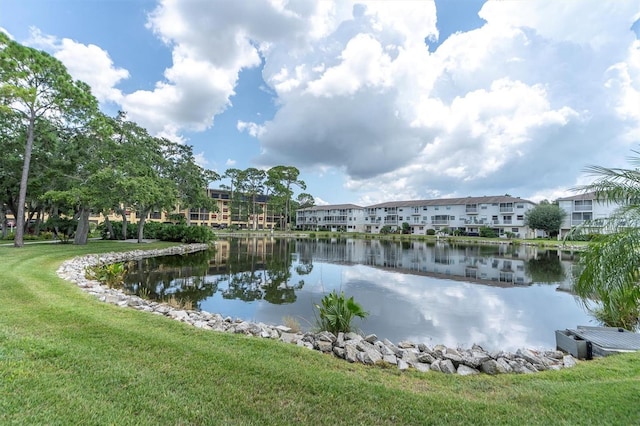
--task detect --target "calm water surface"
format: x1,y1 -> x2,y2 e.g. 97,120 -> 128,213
124,237 -> 596,351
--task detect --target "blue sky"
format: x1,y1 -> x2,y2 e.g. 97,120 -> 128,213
2,0 -> 640,206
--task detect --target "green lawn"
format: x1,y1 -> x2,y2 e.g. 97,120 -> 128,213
1,241 -> 638,425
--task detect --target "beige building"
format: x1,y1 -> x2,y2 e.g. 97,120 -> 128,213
3,188 -> 277,231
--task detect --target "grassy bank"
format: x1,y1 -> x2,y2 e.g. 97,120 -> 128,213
1,241 -> 637,425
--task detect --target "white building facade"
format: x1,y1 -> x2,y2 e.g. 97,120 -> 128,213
557,192 -> 622,237
363,196 -> 537,237
297,196 -> 537,237
296,204 -> 366,232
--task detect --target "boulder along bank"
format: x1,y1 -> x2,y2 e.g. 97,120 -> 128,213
57,244 -> 578,375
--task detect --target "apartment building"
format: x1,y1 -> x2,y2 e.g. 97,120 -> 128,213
296,204 -> 365,232
296,195 -> 537,237
557,192 -> 621,237
184,189 -> 277,229
85,188 -> 277,229
363,196 -> 536,237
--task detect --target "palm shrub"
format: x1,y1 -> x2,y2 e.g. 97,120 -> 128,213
315,291 -> 368,335
86,262 -> 128,288
571,151 -> 640,329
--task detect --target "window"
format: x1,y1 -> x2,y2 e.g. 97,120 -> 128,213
517,215 -> 524,221
572,212 -> 592,223
574,200 -> 593,211
512,228 -> 519,233
516,204 -> 524,209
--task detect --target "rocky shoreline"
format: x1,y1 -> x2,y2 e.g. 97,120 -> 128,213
56,244 -> 578,375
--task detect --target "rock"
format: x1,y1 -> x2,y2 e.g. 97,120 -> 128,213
433,344 -> 447,357
412,362 -> 430,373
316,331 -> 336,343
315,340 -> 333,353
358,348 -> 382,365
376,342 -> 395,357
516,348 -> 545,366
364,334 -> 378,343
430,359 -> 442,372
563,355 -> 577,368
417,352 -> 436,364
333,347 -> 346,359
398,340 -> 416,349
442,352 -> 463,367
382,354 -> 398,365
440,359 -> 457,374
275,325 -> 292,333
495,358 -> 513,374
154,305 -> 171,314
457,365 -> 480,376
397,359 -> 410,371
480,360 -> 499,375
344,332 -> 361,341
399,349 -> 419,364
279,332 -> 300,344
417,343 -> 430,352
344,342 -> 359,363
169,310 -> 189,321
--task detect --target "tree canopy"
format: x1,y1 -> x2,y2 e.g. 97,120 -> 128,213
0,32 -> 98,246
524,203 -> 566,237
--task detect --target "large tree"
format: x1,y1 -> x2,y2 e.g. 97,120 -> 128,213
266,166 -> 305,230
571,152 -> 640,329
0,33 -> 97,247
524,201 -> 566,237
239,168 -> 266,230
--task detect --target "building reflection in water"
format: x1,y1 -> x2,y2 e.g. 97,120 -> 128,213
124,237 -> 591,351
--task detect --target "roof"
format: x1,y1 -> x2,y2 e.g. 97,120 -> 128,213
366,195 -> 535,209
556,192 -> 597,201
298,204 -> 364,212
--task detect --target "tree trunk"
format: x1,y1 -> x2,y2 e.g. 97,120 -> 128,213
0,205 -> 7,239
74,207 -> 91,245
137,209 -> 148,243
117,207 -> 128,240
104,216 -> 115,239
14,113 -> 36,248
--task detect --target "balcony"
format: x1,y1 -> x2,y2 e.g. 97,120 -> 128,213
432,220 -> 449,225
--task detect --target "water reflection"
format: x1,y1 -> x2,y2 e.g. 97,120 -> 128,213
124,238 -> 594,350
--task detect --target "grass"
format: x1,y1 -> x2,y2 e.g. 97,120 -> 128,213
1,241 -> 639,425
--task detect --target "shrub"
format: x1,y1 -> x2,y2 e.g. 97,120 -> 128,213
380,225 -> 394,234
87,262 -> 128,288
100,221 -> 137,240
156,224 -> 215,243
426,229 -> 436,236
142,221 -> 165,239
479,226 -> 498,238
315,291 -> 368,336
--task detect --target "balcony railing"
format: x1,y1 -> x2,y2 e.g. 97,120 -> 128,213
432,220 -> 449,225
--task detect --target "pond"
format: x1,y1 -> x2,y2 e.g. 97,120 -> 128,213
123,237 -> 597,352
